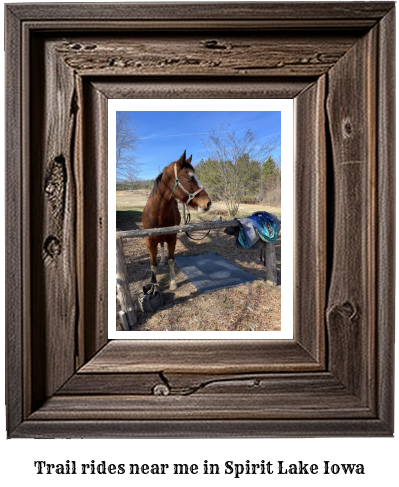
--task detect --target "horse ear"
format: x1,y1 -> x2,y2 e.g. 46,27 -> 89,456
186,154 -> 192,164
176,150 -> 186,168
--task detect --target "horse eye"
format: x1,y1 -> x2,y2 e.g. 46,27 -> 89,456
187,176 -> 193,181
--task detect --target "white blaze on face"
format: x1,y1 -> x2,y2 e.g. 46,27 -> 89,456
189,171 -> 212,207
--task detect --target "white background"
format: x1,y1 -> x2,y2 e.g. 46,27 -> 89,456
1,1 -> 397,486
109,98 -> 294,339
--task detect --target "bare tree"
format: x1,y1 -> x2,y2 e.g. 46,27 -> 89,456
116,112 -> 141,178
197,125 -> 280,216
125,168 -> 141,191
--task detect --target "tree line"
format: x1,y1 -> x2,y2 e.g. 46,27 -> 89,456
116,179 -> 154,191
195,154 -> 280,215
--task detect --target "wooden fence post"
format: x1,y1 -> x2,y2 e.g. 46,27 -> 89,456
116,237 -> 137,330
265,241 -> 277,286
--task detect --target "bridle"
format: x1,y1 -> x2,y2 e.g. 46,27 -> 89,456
173,163 -> 213,241
173,163 -> 205,205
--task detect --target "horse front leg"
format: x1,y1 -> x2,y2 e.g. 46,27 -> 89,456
167,237 -> 177,291
159,242 -> 166,265
145,238 -> 158,283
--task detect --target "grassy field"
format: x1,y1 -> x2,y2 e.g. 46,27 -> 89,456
116,190 -> 281,219
115,190 -> 281,332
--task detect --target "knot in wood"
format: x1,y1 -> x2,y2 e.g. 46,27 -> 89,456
43,236 -> 62,265
44,236 -> 61,257
339,301 -> 358,321
327,300 -> 358,324
45,156 -> 66,210
45,181 -> 56,196
201,40 -> 227,50
342,119 -> 353,138
152,383 -> 170,396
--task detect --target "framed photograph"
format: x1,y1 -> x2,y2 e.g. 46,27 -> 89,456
109,98 -> 293,339
5,2 -> 395,438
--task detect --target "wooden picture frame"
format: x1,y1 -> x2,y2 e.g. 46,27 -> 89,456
5,2 -> 395,438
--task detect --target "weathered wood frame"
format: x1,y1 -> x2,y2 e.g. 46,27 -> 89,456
5,2 -> 395,438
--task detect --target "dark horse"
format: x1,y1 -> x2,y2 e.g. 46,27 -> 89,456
142,150 -> 212,290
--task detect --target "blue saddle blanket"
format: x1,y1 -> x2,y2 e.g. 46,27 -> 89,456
235,211 -> 281,249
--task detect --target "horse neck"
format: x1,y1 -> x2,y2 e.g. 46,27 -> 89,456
153,171 -> 177,213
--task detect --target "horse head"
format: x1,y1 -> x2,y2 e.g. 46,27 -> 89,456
171,150 -> 212,213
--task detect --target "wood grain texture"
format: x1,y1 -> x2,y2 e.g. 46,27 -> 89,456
376,7 -> 395,433
30,37 -> 78,407
116,238 -> 137,330
60,371 -> 354,397
5,2 -> 395,438
36,371 -> 374,422
5,6 -> 24,437
7,2 -> 394,22
79,340 -> 322,374
294,76 -> 326,365
82,80 -> 109,360
54,33 -> 360,78
326,27 -> 377,405
73,74 -> 85,370
58,372 -> 162,396
117,218 -> 242,238
13,418 -> 391,439
92,78 -> 312,101
265,242 -> 277,286
29,393 -> 371,422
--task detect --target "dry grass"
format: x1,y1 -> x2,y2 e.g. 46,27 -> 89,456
116,190 -> 281,332
117,189 -> 281,218
116,189 -> 151,211
261,187 -> 281,208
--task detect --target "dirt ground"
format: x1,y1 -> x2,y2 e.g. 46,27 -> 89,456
116,190 -> 281,332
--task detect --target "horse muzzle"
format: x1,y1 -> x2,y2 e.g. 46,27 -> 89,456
198,201 -> 212,213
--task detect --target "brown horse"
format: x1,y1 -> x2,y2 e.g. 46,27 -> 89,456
142,150 -> 212,290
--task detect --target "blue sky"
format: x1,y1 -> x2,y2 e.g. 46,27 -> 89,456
118,111 -> 281,180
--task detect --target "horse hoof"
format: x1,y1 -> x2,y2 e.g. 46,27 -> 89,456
170,281 -> 177,291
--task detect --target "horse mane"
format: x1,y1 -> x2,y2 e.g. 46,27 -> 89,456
148,159 -> 195,199
148,172 -> 163,199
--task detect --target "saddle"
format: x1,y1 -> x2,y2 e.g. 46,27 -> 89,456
137,283 -> 164,313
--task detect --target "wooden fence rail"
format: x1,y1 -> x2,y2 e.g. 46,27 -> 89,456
116,217 -> 280,330
116,218 -> 240,239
